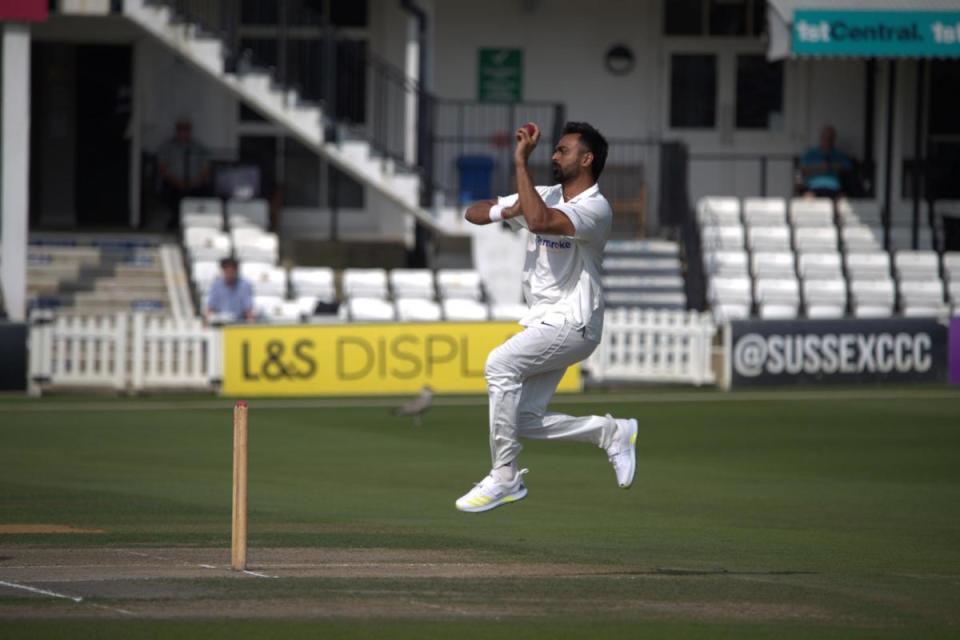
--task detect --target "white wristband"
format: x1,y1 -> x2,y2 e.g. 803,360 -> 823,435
488,204 -> 504,222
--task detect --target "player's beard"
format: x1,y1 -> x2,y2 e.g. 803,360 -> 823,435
551,162 -> 567,184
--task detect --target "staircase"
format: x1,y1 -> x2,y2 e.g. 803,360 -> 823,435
602,240 -> 687,310
122,0 -> 461,235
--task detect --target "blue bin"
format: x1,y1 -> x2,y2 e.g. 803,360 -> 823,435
456,155 -> 495,205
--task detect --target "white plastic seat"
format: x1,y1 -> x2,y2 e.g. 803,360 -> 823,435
837,199 -> 882,227
490,303 -> 529,321
803,278 -> 847,318
850,279 -> 895,317
696,197 -> 741,227
794,227 -> 838,253
947,281 -> 960,307
797,252 -> 843,279
436,269 -> 483,301
789,198 -> 834,227
743,197 -> 787,227
841,225 -> 883,252
240,263 -> 287,297
258,299 -> 303,324
348,297 -> 396,322
890,227 -> 933,252
252,295 -> 287,319
389,269 -> 435,300
750,251 -> 795,279
898,279 -> 946,316
227,198 -> 269,230
395,298 -> 442,322
894,250 -> 940,281
231,229 -> 278,264
342,268 -> 389,300
703,250 -> 748,277
700,225 -> 745,251
184,228 -> 231,261
747,226 -> 791,252
708,276 -> 752,316
181,212 -> 223,231
180,197 -> 222,217
755,278 -> 800,319
845,252 -> 891,280
191,260 -> 220,291
943,252 -> 960,283
442,298 -> 489,321
711,303 -> 751,323
289,267 -> 336,302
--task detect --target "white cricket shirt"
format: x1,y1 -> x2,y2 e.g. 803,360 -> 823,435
497,183 -> 612,341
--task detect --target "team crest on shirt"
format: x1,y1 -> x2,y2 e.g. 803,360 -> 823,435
536,236 -> 572,250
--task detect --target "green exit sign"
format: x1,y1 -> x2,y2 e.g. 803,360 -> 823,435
478,48 -> 523,103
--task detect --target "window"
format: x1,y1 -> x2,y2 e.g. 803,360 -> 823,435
665,0 -> 766,37
929,61 -> 960,136
735,55 -> 783,130
670,54 -> 717,129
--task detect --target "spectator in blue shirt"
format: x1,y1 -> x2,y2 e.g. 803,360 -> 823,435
205,257 -> 254,323
799,125 -> 852,198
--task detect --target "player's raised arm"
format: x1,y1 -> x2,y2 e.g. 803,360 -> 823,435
514,125 -> 576,236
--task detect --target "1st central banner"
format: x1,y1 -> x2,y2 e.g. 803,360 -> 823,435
222,322 -> 581,396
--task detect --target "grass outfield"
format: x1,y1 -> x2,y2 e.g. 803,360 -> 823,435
0,389 -> 959,638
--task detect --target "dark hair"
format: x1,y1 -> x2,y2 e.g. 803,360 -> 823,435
220,257 -> 238,269
562,121 -> 608,180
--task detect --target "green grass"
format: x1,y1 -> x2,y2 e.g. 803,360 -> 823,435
1,390 -> 959,637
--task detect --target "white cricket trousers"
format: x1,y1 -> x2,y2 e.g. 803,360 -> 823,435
485,314 -> 616,468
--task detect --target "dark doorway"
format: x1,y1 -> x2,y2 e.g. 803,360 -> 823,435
75,45 -> 132,226
30,43 -> 132,228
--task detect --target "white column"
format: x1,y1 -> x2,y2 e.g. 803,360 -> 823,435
403,15 -> 419,166
1,23 -> 31,321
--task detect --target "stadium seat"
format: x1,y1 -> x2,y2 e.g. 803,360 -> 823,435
841,225 -> 883,253
708,275 -> 752,321
240,263 -> 287,297
837,199 -> 882,227
436,270 -> 483,301
754,278 -> 800,319
289,267 -> 336,303
227,198 -> 269,230
794,227 -> 838,253
348,297 -> 396,321
747,226 -> 791,252
845,252 -> 891,280
395,298 -> 442,322
231,229 -> 279,264
342,268 -> 389,300
898,280 -> 947,317
750,251 -> 795,279
181,212 -> 223,231
797,252 -> 843,280
252,294 -> 287,318
743,197 -> 787,227
850,279 -> 896,317
947,281 -> 960,314
894,250 -> 939,281
191,260 -> 220,293
789,198 -> 834,227
490,303 -> 529,321
442,298 -> 489,321
180,197 -> 222,217
702,250 -> 748,277
943,252 -> 960,283
803,278 -> 847,318
389,269 -> 435,300
184,228 -> 231,261
700,226 -> 745,251
696,197 -> 741,227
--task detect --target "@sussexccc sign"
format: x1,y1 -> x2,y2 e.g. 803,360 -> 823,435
792,10 -> 960,57
728,318 -> 948,387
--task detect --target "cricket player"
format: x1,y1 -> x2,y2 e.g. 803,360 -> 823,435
456,121 -> 637,513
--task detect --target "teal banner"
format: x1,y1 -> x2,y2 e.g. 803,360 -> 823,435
792,10 -> 960,57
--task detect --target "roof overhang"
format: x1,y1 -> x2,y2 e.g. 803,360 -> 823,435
767,1 -> 960,60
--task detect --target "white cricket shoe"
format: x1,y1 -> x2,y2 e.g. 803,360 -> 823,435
606,415 -> 638,489
455,468 -> 529,513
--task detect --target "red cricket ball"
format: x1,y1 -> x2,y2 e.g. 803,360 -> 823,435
522,122 -> 537,137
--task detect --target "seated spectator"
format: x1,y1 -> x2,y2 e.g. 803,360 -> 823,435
206,257 -> 254,323
157,117 -> 212,230
799,125 -> 853,199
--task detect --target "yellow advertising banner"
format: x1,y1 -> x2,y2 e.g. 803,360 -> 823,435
222,322 -> 581,396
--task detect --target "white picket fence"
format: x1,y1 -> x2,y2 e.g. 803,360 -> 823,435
587,309 -> 717,385
28,309 -> 717,393
28,312 -> 221,394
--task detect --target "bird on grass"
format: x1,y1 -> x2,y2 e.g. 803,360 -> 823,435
392,385 -> 433,427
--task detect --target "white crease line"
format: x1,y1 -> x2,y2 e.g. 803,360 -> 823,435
242,569 -> 278,579
0,579 -> 83,603
199,564 -> 217,569
90,603 -> 136,616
